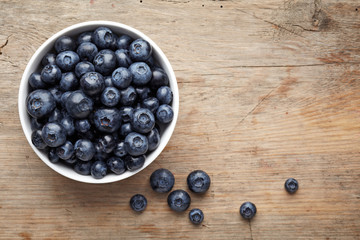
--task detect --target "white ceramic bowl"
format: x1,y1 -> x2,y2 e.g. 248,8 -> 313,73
18,21 -> 179,184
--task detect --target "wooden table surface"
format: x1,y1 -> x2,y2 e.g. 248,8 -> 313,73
1,0 -> 360,239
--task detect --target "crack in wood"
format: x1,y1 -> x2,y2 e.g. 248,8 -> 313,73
249,220 -> 253,240
0,35 -> 11,55
292,24 -> 319,32
221,61 -> 360,69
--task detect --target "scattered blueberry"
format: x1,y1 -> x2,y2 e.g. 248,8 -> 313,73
93,108 -> 121,133
187,170 -> 211,193
29,72 -> 47,89
60,72 -> 78,91
31,129 -> 47,150
130,194 -> 147,212
91,160 -> 108,179
80,72 -> 105,97
41,64 -> 62,85
147,128 -> 160,151
189,209 -> 204,225
74,160 -> 92,175
75,61 -> 95,78
150,168 -> 175,193
74,139 -> 95,161
56,51 -> 80,72
240,202 -> 257,220
157,86 -> 173,105
100,87 -> 121,107
54,36 -> 76,53
156,104 -> 174,124
129,39 -> 152,62
76,42 -> 98,62
129,62 -> 152,86
56,141 -> 74,160
124,132 -> 148,156
111,67 -> 132,89
107,156 -> 126,175
93,49 -> 117,75
285,178 -> 299,194
167,190 -> 191,212
125,154 -> 146,171
65,90 -> 94,119
131,108 -> 155,134
41,122 -> 67,147
113,141 -> 127,157
26,89 -> 56,119
115,49 -> 132,68
41,53 -> 57,66
120,86 -> 137,106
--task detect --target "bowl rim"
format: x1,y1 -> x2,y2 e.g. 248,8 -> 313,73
18,21 -> 179,184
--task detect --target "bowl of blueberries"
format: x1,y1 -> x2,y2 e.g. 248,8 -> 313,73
18,21 -> 179,184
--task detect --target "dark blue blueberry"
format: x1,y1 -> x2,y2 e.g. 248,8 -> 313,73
60,116 -> 75,136
100,87 -> 121,107
60,91 -> 72,108
48,147 -> 60,163
55,36 -> 76,53
104,76 -> 114,87
92,27 -> 116,50
65,90 -> 94,119
156,104 -> 174,124
130,194 -> 147,212
41,53 -> 57,66
77,31 -> 93,45
41,64 -> 62,85
77,129 -> 96,142
240,202 -> 257,220
91,160 -> 108,179
74,160 -> 92,175
74,139 -> 95,161
93,142 -> 110,161
135,87 -> 152,101
107,156 -> 126,175
124,132 -> 148,156
119,107 -> 134,123
115,49 -> 132,68
111,67 -> 132,89
56,51 -> 80,72
116,34 -> 132,49
26,89 -> 56,119
30,117 -> 45,130
150,67 -> 169,90
131,108 -> 155,134
60,72 -> 78,91
129,39 -> 152,62
120,123 -> 132,137
76,42 -> 98,62
75,61 -> 95,78
79,72 -> 105,97
75,119 -> 91,133
285,178 -> 299,194
49,86 -> 63,106
150,168 -> 175,193
93,49 -> 117,75
120,86 -> 137,106
145,56 -> 155,68
187,170 -> 211,193
93,108 -> 121,133
56,141 -> 74,160
48,108 -> 63,123
96,134 -> 116,153
167,190 -> 191,212
157,86 -> 173,105
129,62 -> 152,86
142,97 -> 159,113
147,128 -> 160,151
31,129 -> 47,150
189,209 -> 204,225
63,155 -> 77,165
41,122 -> 67,147
125,154 -> 146,171
29,72 -> 47,89
113,141 -> 127,157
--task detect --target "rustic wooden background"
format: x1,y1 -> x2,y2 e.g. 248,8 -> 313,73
1,0 -> 360,239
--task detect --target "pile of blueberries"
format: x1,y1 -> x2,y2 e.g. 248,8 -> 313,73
26,27 -> 174,179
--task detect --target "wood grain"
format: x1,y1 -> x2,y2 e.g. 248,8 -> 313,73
1,0 -> 360,239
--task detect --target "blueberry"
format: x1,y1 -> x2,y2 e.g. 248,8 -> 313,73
74,139 -> 95,161
29,72 -> 47,89
120,123 -> 132,138
90,160 -> 107,179
119,107 -> 134,123
26,89 -> 56,119
60,91 -> 72,108
124,132 -> 148,156
76,42 -> 98,62
54,36 -> 76,53
240,202 -> 257,220
41,64 -> 62,85
156,104 -> 174,124
75,119 -> 91,133
129,39 -> 152,61
120,86 -> 137,106
129,62 -> 152,86
80,72 -> 105,97
56,51 -> 80,72
41,53 -> 57,66
31,117 -> 45,130
107,156 -> 126,175
60,116 -> 75,136
115,49 -> 132,68
65,90 -> 94,119
92,27 -> 116,50
48,108 -> 63,123
131,108 -> 155,134
41,122 -> 67,147
142,97 -> 159,113
157,86 -> 173,105
130,194 -> 147,212
113,141 -> 127,157
135,87 -> 152,101
147,128 -> 160,151
145,56 -> 155,68
63,155 -> 78,165
284,178 -> 299,194
49,86 -> 63,106
125,155 -> 146,171
104,76 -> 114,87
77,129 -> 96,142
48,148 -> 60,163
167,190 -> 191,212
93,49 -> 117,75
100,87 -> 121,107
187,170 -> 211,193
31,129 -> 47,150
111,67 -> 132,89
75,61 -> 95,78
96,134 -> 116,153
56,141 -> 74,160
77,31 -> 93,45
150,168 -> 175,193
60,72 -> 78,91
150,67 -> 169,90
74,160 -> 92,175
93,108 -> 121,133
116,34 -> 132,49
189,209 -> 204,225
